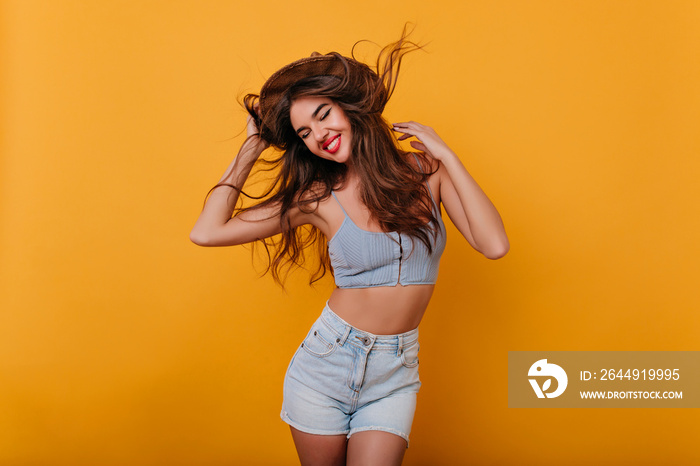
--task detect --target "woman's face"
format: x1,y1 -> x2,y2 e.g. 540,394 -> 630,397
289,96 -> 353,164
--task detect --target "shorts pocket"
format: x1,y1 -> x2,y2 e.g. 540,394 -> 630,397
400,341 -> 420,368
301,323 -> 338,358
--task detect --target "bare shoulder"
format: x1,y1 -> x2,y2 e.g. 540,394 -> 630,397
407,151 -> 443,204
404,151 -> 438,173
297,181 -> 334,211
293,182 -> 341,237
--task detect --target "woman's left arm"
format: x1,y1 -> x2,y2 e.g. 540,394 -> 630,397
393,121 -> 509,259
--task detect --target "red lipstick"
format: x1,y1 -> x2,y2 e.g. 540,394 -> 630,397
322,134 -> 341,154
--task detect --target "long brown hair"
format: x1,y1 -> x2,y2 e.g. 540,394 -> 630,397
224,28 -> 440,285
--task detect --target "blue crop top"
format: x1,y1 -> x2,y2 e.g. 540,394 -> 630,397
328,175 -> 446,289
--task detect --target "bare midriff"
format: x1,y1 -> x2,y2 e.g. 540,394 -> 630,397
327,284 -> 435,335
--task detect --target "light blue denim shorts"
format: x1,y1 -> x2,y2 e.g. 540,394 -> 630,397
280,303 -> 421,445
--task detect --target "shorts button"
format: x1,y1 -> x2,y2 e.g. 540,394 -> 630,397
355,335 -> 371,346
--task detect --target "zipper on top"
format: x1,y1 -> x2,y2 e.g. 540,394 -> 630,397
397,234 -> 403,284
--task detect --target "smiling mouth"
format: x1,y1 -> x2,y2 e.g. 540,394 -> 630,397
322,134 -> 341,154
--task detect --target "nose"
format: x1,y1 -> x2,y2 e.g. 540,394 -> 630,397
312,123 -> 329,142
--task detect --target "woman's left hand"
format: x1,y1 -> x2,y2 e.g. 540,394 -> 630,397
392,121 -> 454,161
394,120 -> 509,259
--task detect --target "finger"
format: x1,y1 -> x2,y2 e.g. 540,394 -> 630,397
410,140 -> 429,153
393,121 -> 423,129
391,126 -> 413,138
393,124 -> 424,138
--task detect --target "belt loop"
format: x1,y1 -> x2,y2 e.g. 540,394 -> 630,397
337,325 -> 351,346
397,335 -> 404,356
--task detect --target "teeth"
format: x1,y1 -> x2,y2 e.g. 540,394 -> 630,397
326,136 -> 340,151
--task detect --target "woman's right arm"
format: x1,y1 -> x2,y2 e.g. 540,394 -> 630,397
190,117 -> 312,247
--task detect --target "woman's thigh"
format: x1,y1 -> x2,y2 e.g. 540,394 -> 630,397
290,427 -> 407,466
290,426 -> 347,466
347,430 -> 407,466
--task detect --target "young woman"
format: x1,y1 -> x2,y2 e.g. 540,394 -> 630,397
191,32 -> 509,466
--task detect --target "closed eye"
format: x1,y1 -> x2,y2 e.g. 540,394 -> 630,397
296,103 -> 331,139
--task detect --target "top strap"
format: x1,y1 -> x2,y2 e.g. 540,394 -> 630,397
331,191 -> 349,218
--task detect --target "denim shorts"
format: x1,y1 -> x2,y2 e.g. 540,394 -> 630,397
280,303 -> 421,445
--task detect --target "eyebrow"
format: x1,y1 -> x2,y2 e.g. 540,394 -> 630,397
295,103 -> 329,135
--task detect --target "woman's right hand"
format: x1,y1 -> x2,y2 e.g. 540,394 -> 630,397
244,105 -> 269,152
191,111 -> 271,247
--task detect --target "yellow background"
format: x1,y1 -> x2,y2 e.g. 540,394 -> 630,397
2,0 -> 698,464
